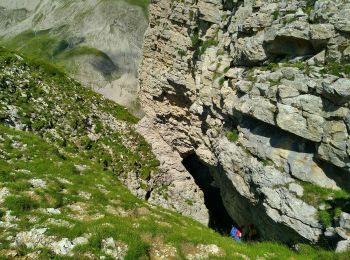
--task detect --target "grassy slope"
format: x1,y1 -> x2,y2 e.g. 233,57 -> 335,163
1,124 -> 342,259
0,48 -> 349,259
0,46 -> 158,183
0,29 -> 110,77
0,0 -> 151,116
0,0 -> 150,74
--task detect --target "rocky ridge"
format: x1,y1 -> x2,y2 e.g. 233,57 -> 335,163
138,0 -> 350,249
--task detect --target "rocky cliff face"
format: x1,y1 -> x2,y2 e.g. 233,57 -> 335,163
138,0 -> 350,248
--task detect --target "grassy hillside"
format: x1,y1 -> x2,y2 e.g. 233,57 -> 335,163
0,48 -> 349,259
0,29 -> 117,76
0,0 -> 150,112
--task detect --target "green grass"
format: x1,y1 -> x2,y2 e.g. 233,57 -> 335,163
318,210 -> 332,227
303,0 -> 317,15
272,10 -> 280,20
1,124 -> 348,258
245,62 -> 311,81
4,196 -> 39,215
0,29 -> 66,75
177,48 -> 187,58
301,182 -> 350,207
0,0 -> 151,103
191,32 -> 200,47
58,46 -> 113,62
198,38 -> 219,57
226,129 -> 239,143
284,16 -> 297,24
322,63 -> 350,77
0,124 -> 152,257
2,29 -> 60,62
299,181 -> 350,227
219,77 -> 226,86
262,159 -> 274,167
191,32 -> 219,58
0,47 -> 155,186
0,30 -> 118,78
268,77 -> 282,86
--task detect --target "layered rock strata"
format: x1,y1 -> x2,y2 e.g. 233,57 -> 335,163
138,0 -> 350,247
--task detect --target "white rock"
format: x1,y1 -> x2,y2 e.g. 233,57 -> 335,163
51,238 -> 74,255
339,212 -> 350,230
0,211 -> 18,228
46,218 -> 73,227
79,191 -> 92,200
101,237 -> 128,260
46,208 -> 61,215
336,240 -> 350,253
74,164 -> 88,172
15,169 -> 32,175
29,178 -> 47,188
72,236 -> 89,246
0,187 -> 10,204
288,183 -> 304,197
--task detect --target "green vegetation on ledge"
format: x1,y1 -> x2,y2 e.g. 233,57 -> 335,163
191,32 -> 219,58
226,129 -> 239,143
299,181 -> 350,228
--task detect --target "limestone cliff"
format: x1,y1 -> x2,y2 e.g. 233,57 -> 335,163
138,0 -> 350,249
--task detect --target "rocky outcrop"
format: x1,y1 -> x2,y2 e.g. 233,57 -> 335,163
139,0 -> 350,247
136,117 -> 209,224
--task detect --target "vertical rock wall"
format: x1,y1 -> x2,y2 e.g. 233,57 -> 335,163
139,0 -> 350,246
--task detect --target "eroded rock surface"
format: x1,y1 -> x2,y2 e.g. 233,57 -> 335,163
136,117 -> 209,224
139,0 -> 350,246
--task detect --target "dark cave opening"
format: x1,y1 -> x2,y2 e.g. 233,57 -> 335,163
182,154 -> 235,234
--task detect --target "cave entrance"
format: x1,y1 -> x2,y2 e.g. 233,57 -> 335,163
182,154 -> 235,234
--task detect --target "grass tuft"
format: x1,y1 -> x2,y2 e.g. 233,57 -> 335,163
226,129 -> 239,142
4,196 -> 39,215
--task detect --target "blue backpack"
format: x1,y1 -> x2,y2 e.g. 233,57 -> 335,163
230,227 -> 237,238
231,227 -> 242,241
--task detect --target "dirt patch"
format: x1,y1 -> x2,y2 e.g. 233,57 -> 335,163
66,202 -> 104,221
141,234 -> 178,260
